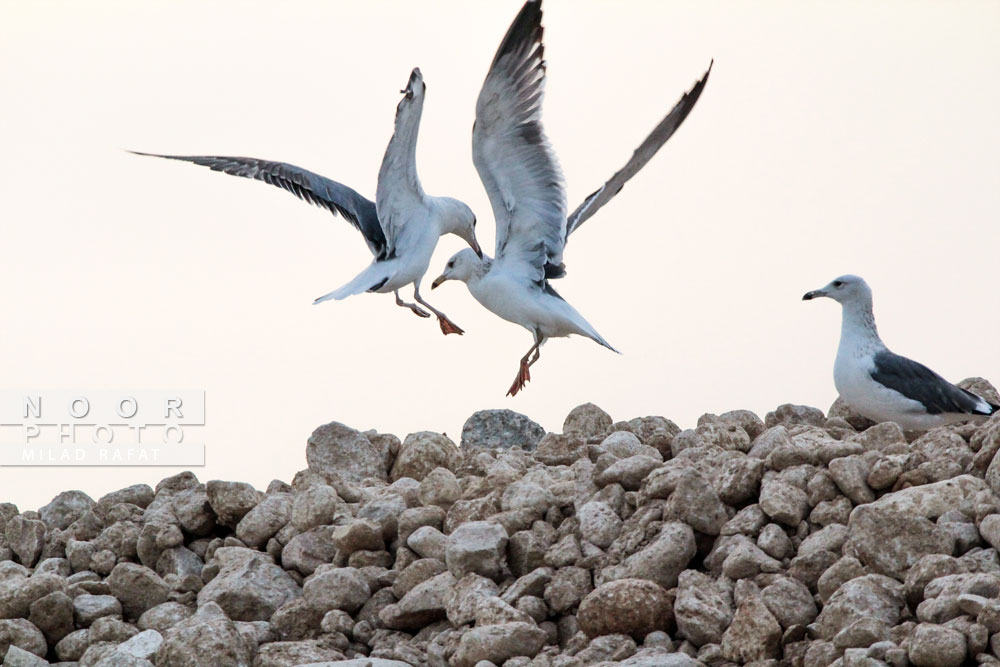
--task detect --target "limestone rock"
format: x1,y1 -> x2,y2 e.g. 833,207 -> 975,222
461,409 -> 545,451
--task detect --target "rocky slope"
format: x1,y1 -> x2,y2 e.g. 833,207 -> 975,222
3,381 -> 1000,666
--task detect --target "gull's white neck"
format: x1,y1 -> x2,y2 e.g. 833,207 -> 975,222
838,296 -> 884,358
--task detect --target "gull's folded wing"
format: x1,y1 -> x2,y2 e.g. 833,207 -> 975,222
870,350 -> 996,416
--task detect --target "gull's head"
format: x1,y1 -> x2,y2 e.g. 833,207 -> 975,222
438,197 -> 482,259
802,274 -> 871,305
431,248 -> 483,289
400,67 -> 425,100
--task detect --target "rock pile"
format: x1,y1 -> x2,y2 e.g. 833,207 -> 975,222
3,390 -> 1000,666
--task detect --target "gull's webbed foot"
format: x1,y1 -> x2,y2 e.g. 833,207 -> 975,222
438,316 -> 465,336
409,305 -> 431,318
506,360 -> 531,397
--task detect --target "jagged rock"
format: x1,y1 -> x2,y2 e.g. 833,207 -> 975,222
307,421 -> 387,484
576,501 -> 622,549
0,620 -> 46,660
379,571 -> 455,630
908,622 -> 966,667
107,563 -> 170,620
235,491 -> 292,549
721,596 -> 782,662
813,574 -> 906,639
674,570 -> 734,646
451,621 -> 547,667
198,547 -> 300,621
391,431 -> 461,481
4,517 -> 45,568
446,521 -> 508,580
418,467 -> 462,508
73,594 -> 122,627
461,409 -> 545,451
39,490 -> 95,530
206,481 -> 262,528
578,579 -> 671,639
137,601 -> 193,634
544,566 -> 592,614
27,590 -> 73,643
156,602 -> 256,666
302,566 -> 370,614
846,505 -> 954,579
282,526 -> 338,576
606,522 -> 696,589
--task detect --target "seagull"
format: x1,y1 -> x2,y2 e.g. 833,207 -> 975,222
431,0 -> 712,395
803,274 -> 999,430
132,68 -> 481,335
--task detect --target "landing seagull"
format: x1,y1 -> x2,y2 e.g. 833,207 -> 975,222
431,0 -> 712,395
803,274 -> 999,430
133,68 -> 481,335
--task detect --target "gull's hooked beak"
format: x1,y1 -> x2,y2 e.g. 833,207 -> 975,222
469,238 -> 483,260
802,289 -> 827,301
431,274 -> 447,290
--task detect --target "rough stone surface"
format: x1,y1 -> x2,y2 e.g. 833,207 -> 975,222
578,579 -> 671,639
6,400 -> 1000,665
445,521 -> 508,580
461,409 -> 545,451
391,431 -> 461,482
307,421 -> 387,484
197,547 -> 300,621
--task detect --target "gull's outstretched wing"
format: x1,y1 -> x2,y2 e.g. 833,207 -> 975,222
473,0 -> 566,284
566,61 -> 713,238
376,68 -> 429,256
870,350 -> 998,417
131,152 -> 387,259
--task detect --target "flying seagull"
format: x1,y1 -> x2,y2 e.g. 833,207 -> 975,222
133,68 -> 481,335
803,274 -> 999,430
431,0 -> 712,395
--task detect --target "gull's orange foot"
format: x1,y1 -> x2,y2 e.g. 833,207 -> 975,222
438,317 -> 465,336
506,361 -> 531,396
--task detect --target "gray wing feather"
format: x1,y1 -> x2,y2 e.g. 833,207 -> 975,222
473,0 -> 566,284
566,61 -> 713,237
870,350 -> 995,416
131,152 -> 387,259
375,68 -> 428,255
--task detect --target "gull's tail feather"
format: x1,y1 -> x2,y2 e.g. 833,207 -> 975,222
591,332 -> 621,355
581,324 -> 620,355
313,262 -> 395,305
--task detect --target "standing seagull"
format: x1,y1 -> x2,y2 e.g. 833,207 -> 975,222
431,0 -> 712,395
803,274 -> 998,430
133,68 -> 481,335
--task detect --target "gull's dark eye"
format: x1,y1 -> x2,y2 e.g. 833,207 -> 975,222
448,261 -> 455,269
832,280 -> 844,288
472,218 -> 477,228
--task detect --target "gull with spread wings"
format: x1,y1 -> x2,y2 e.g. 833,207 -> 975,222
432,0 -> 712,394
134,68 -> 481,335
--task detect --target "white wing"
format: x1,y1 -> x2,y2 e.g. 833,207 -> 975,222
473,0 -> 566,284
376,68 -> 428,256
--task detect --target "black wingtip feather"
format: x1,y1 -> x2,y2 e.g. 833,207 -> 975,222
491,0 -> 543,69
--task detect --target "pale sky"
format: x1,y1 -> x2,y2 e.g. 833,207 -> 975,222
1,1 -> 998,510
